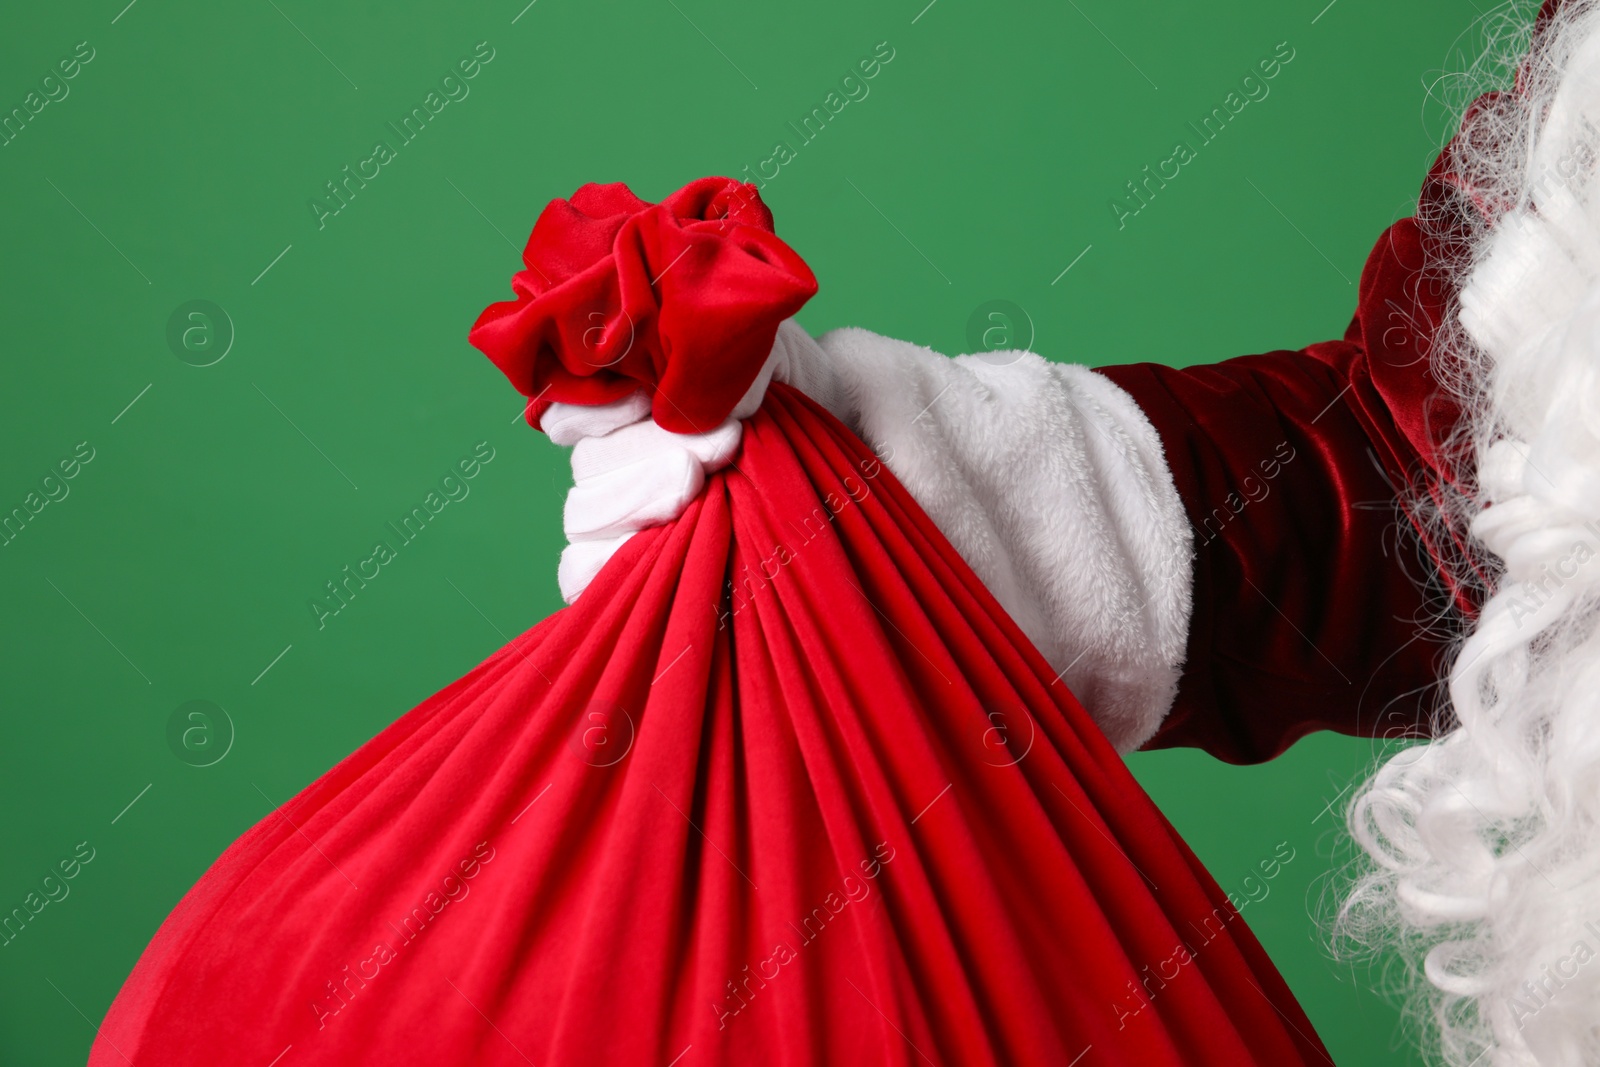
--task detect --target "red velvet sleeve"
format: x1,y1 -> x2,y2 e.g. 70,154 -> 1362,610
1096,140 -> 1489,764
1105,0 -> 1583,764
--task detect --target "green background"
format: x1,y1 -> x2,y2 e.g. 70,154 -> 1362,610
0,0 -> 1513,1062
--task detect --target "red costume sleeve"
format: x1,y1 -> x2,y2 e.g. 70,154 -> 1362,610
1097,141 -> 1487,764
1099,1 -> 1577,764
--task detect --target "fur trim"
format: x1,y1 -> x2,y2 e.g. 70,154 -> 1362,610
810,326 -> 1193,752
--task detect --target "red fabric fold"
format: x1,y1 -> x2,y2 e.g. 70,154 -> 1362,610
92,387 -> 1328,1066
469,177 -> 818,434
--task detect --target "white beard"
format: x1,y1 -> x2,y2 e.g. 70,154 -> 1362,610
1346,3 -> 1600,1063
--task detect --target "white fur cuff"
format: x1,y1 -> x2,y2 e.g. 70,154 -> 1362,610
811,327 -> 1193,752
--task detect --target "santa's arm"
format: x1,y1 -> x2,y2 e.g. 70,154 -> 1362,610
788,332 -> 1452,761
551,194 -> 1471,762
547,65 -> 1498,764
552,197 -> 1469,761
788,161 -> 1474,762
1098,333 -> 1458,763
784,325 -> 1196,754
1100,175 -> 1481,763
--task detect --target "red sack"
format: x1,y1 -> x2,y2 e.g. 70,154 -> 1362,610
92,179 -> 1328,1066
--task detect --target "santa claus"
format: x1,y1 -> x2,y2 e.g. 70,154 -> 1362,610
89,2 -> 1600,1065
544,2 -> 1600,1063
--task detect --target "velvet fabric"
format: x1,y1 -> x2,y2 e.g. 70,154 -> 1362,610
469,177 -> 818,435
1098,122 -> 1496,764
1098,0 -> 1580,765
90,387 -> 1329,1065
93,172 -> 1333,1064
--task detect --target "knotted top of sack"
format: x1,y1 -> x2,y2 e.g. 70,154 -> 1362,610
469,176 -> 818,434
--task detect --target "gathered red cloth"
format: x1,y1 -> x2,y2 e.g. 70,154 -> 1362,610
470,176 -> 817,434
92,178 -> 1328,1065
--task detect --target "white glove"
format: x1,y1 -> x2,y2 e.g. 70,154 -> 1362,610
548,320 -> 843,603
544,393 -> 728,602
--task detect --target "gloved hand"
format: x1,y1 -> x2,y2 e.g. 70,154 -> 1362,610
548,319 -> 839,603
